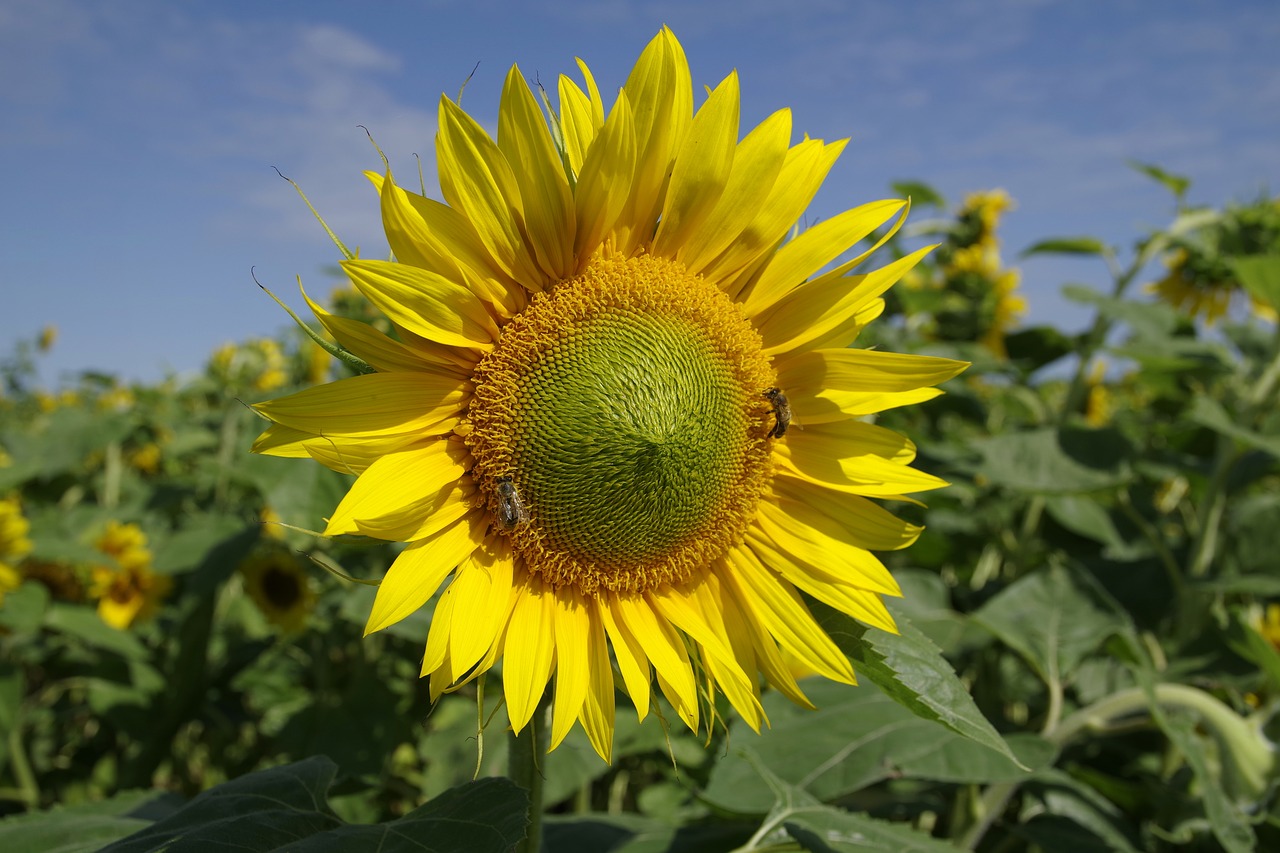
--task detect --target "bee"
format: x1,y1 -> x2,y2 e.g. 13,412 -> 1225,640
763,387 -> 792,438
494,475 -> 530,530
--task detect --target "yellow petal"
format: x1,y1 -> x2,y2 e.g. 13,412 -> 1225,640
775,429 -> 948,496
580,602 -> 617,762
774,478 -> 921,552
437,97 -> 545,287
651,71 -> 739,257
301,283 -> 468,375
573,92 -> 636,261
681,109 -> 791,273
758,246 -> 933,355
710,567 -> 813,710
323,440 -> 472,540
753,497 -> 902,597
301,433 -> 429,476
746,531 -> 899,633
648,583 -> 756,725
687,578 -> 764,730
254,372 -> 469,437
599,594 -> 651,721
702,137 -> 845,290
342,259 -> 499,349
615,593 -> 698,730
504,574 -> 557,732
722,546 -> 855,684
616,27 -> 693,255
445,538 -> 515,681
251,423 -> 313,459
498,65 -> 575,279
779,348 -> 963,414
741,200 -> 907,316
549,586 -> 591,750
369,171 -> 523,317
558,74 -> 599,176
364,513 -> 484,635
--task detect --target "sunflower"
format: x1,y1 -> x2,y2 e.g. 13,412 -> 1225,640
239,549 -> 315,633
253,28 -> 966,762
91,521 -> 170,629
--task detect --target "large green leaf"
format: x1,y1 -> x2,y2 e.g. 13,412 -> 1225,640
1186,396 -> 1280,459
43,604 -> 149,660
972,565 -> 1129,686
100,757 -> 529,853
701,680 -> 1049,814
1228,255 -> 1280,311
740,755 -> 966,852
0,791 -> 161,853
972,427 -> 1132,494
819,607 -> 1025,767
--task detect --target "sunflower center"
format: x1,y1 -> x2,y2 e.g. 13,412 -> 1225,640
466,254 -> 776,595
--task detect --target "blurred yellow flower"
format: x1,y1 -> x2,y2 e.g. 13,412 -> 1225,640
259,506 -> 285,540
128,443 -> 162,475
91,521 -> 168,629
95,521 -> 152,573
97,386 -> 135,412
1258,604 -> 1280,653
0,562 -> 21,606
0,496 -> 33,565
1083,360 -> 1113,427
239,549 -> 315,633
305,339 -> 331,385
91,563 -> 171,630
251,339 -> 288,392
979,269 -> 1027,358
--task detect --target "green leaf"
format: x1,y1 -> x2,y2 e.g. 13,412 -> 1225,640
819,607 -> 1027,768
972,565 -> 1129,687
1186,396 -> 1280,459
545,813 -> 751,853
43,604 -> 149,660
1128,160 -> 1190,198
290,777 -> 528,853
1149,710 -> 1256,853
1002,326 -> 1074,370
101,757 -> 344,852
100,755 -> 529,853
738,755 -> 965,852
701,680 -> 1048,814
0,582 -> 48,635
1227,255 -> 1280,311
890,181 -> 945,209
1016,768 -> 1143,853
1021,237 -> 1107,257
1061,283 -> 1184,339
972,427 -> 1132,494
0,791 -> 162,853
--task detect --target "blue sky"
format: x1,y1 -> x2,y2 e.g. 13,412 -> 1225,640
3,0 -> 1278,387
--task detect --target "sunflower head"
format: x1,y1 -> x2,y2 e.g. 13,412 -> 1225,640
252,28 -> 966,762
239,549 -> 315,633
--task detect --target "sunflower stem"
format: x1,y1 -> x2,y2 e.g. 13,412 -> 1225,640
509,691 -> 551,853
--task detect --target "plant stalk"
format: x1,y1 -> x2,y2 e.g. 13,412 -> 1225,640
509,692 -> 551,853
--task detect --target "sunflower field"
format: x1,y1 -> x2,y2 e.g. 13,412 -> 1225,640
3,30 -> 1280,853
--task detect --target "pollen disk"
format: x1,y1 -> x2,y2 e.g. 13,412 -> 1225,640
466,254 -> 776,595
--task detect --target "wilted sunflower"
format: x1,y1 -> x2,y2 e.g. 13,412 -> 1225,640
253,28 -> 966,762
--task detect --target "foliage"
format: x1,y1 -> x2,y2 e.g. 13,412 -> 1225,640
2,176 -> 1279,852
